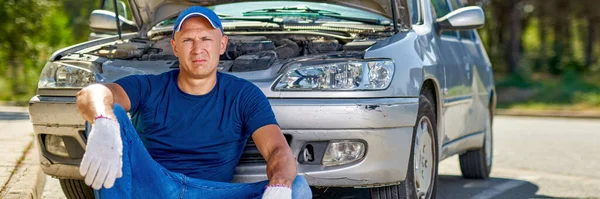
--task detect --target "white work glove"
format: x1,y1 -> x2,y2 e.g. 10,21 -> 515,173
262,185 -> 292,199
79,117 -> 123,190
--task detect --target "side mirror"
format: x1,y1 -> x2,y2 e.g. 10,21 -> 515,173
436,6 -> 485,31
89,10 -> 137,34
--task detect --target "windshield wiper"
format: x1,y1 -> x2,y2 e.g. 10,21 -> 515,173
221,16 -> 282,24
242,6 -> 385,25
148,16 -> 285,38
244,6 -> 341,15
158,16 -> 281,26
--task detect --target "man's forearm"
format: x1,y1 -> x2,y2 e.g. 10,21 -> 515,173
76,84 -> 117,123
266,146 -> 297,187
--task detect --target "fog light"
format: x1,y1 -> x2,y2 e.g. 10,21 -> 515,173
45,135 -> 69,158
322,140 -> 366,166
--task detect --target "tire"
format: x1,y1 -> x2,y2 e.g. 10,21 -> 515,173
459,107 -> 493,179
371,94 -> 439,199
59,179 -> 95,199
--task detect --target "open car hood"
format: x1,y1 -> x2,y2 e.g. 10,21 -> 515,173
127,0 -> 410,37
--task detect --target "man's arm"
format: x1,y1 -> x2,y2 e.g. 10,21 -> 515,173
252,124 -> 297,187
76,83 -> 131,122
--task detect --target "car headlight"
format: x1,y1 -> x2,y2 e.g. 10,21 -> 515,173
273,59 -> 394,91
322,140 -> 366,166
44,134 -> 69,158
38,61 -> 98,89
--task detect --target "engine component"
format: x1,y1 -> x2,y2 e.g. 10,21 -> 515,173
305,39 -> 342,54
96,39 -> 151,59
221,36 -> 275,60
218,60 -> 234,72
231,51 -> 277,72
343,40 -> 377,51
273,39 -> 301,59
97,43 -> 141,59
231,39 -> 300,72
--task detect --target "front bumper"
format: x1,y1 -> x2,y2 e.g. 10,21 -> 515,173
29,95 -> 419,187
29,96 -> 86,179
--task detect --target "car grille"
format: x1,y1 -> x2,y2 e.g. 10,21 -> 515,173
238,134 -> 291,165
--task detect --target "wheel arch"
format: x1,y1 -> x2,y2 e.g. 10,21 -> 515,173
421,79 -> 442,129
421,78 -> 443,160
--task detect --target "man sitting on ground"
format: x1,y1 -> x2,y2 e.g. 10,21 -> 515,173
75,6 -> 311,199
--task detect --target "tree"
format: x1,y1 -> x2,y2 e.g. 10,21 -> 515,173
0,0 -> 50,95
507,0 -> 523,74
580,1 -> 600,70
0,0 -> 73,101
61,0 -> 98,41
484,0 -> 524,74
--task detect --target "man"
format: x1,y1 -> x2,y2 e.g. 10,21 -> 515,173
75,6 -> 311,199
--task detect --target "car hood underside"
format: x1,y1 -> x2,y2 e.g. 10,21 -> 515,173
127,0 -> 409,35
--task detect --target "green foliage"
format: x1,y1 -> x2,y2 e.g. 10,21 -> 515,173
481,0 -> 600,110
61,0 -> 98,41
495,72 -> 533,89
563,60 -> 586,73
497,69 -> 600,110
574,92 -> 600,106
0,0 -> 93,104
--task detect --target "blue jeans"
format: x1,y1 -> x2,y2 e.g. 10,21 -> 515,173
93,104 -> 312,198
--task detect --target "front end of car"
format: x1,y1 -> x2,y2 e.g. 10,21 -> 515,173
232,58 -> 420,187
29,0 -> 421,189
30,60 -> 102,179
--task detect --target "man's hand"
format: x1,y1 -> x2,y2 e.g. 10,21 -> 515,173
79,117 -> 123,190
262,185 -> 292,199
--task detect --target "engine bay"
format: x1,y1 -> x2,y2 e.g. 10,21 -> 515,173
90,33 -> 385,72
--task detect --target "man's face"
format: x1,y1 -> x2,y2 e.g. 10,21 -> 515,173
171,16 -> 227,79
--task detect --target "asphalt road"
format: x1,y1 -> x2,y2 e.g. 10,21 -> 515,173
38,116 -> 600,199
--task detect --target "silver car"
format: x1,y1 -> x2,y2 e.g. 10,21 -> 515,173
28,0 -> 496,198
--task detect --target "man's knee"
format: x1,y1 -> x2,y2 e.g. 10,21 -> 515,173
292,175 -> 312,199
112,103 -> 135,142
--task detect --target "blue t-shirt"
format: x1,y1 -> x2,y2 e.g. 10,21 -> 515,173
115,70 -> 278,182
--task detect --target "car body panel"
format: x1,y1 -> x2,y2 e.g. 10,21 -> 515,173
234,127 -> 415,187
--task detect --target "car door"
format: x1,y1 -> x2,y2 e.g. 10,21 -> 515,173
431,0 -> 472,143
449,0 -> 489,135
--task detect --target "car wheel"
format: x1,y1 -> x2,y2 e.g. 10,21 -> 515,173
459,107 -> 493,179
59,179 -> 94,199
371,94 -> 438,199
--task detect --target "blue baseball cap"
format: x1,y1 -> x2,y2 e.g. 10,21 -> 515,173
173,6 -> 223,38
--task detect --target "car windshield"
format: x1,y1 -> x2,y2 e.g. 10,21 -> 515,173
156,1 -> 391,27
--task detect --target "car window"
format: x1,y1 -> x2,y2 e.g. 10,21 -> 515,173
448,0 -> 475,40
210,1 -> 390,22
449,0 -> 461,11
431,0 -> 456,37
431,0 -> 451,17
408,0 -> 421,24
156,1 -> 392,28
100,0 -> 132,20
